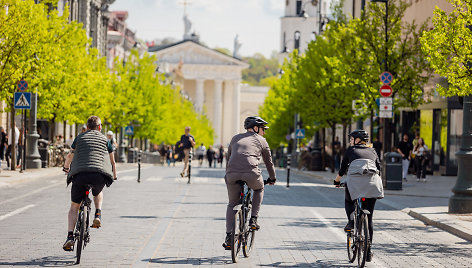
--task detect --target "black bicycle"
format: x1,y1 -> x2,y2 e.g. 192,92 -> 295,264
346,196 -> 370,268
230,179 -> 273,263
74,185 -> 92,264
187,150 -> 193,184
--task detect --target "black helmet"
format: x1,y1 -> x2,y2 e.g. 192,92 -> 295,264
348,130 -> 369,142
244,116 -> 269,130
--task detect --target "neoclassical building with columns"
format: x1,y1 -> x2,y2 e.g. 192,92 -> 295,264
149,40 -> 268,146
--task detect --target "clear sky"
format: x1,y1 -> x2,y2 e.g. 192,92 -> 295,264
110,0 -> 285,58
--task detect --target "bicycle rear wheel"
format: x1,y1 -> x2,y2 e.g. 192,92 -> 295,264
347,231 -> 356,263
76,209 -> 86,264
231,211 -> 242,263
357,214 -> 369,268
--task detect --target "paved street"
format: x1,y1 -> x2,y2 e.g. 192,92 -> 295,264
1,164 -> 472,267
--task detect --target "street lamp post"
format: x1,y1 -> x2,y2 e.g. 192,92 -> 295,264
25,92 -> 41,168
449,25 -> 472,213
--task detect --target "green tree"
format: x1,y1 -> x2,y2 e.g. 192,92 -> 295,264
421,0 -> 472,96
242,52 -> 279,86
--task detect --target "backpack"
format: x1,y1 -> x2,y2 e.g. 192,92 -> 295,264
345,159 -> 384,200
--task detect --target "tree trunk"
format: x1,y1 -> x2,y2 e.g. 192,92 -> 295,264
10,102 -> 16,171
63,120 -> 67,141
331,124 -> 336,173
322,128 -> 326,171
370,110 -> 374,141
342,124 -> 347,151
49,119 -> 56,144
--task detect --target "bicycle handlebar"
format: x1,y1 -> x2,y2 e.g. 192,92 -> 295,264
264,178 -> 276,185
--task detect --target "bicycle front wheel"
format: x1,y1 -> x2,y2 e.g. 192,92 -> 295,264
76,209 -> 86,264
347,231 -> 356,263
231,211 -> 242,263
243,196 -> 255,257
357,214 -> 369,268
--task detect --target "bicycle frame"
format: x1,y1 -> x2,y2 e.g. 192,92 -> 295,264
75,186 -> 92,264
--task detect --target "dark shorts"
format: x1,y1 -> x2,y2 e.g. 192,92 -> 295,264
71,172 -> 106,204
198,155 -> 204,160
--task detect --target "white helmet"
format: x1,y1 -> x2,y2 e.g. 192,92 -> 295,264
106,131 -> 113,136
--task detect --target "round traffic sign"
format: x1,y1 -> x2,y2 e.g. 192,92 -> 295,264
379,85 -> 392,97
380,72 -> 393,85
17,80 -> 28,91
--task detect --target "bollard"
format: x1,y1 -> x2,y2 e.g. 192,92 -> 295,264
287,154 -> 291,188
188,149 -> 193,184
137,150 -> 141,183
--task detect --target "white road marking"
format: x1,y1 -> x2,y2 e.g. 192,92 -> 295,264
0,181 -> 63,206
0,204 -> 36,222
119,176 -> 137,181
146,177 -> 162,182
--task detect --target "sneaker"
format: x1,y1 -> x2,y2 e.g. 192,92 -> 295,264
63,235 -> 74,251
421,178 -> 427,182
366,250 -> 373,262
344,220 -> 354,232
92,211 -> 101,228
180,172 -> 184,178
417,178 -> 421,182
403,177 -> 408,182
249,217 -> 260,230
222,233 -> 231,250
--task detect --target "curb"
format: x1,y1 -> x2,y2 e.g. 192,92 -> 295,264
407,210 -> 472,243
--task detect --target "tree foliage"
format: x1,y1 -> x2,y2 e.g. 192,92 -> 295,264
242,52 -> 279,86
0,0 -> 214,146
421,0 -> 472,96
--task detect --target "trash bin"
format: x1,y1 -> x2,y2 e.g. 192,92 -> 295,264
38,139 -> 49,168
311,148 -> 323,171
128,148 -> 137,163
382,152 -> 402,190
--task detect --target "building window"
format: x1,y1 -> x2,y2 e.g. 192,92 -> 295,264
294,31 -> 301,52
296,0 -> 302,15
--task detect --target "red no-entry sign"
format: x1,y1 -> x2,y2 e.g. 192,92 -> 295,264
379,85 -> 392,97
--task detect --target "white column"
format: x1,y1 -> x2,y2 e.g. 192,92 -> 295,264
232,80 -> 241,135
195,79 -> 205,113
213,80 -> 223,145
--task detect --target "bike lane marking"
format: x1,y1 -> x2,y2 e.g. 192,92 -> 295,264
0,204 -> 36,222
132,186 -> 190,268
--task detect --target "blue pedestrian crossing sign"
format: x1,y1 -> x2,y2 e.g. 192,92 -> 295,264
125,125 -> 134,136
14,92 -> 31,109
295,129 -> 305,139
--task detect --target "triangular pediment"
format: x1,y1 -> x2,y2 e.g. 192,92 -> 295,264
149,40 -> 248,67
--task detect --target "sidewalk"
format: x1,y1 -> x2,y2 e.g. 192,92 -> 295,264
293,168 -> 472,243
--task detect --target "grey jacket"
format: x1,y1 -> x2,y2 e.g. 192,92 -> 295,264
67,130 -> 113,185
345,159 -> 384,200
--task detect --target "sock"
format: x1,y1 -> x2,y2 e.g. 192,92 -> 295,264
95,209 -> 101,216
67,231 -> 73,237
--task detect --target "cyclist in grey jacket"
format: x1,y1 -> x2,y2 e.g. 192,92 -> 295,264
222,116 -> 276,250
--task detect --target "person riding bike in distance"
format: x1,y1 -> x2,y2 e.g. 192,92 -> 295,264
222,116 -> 276,250
62,116 -> 117,251
333,130 -> 383,262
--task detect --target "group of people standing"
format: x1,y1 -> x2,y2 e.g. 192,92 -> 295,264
397,133 -> 430,182
195,143 -> 225,168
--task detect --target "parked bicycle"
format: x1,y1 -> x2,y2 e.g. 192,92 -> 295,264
73,185 -> 92,264
230,178 -> 273,263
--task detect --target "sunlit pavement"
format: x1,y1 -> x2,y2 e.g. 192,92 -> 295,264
1,164 -> 471,267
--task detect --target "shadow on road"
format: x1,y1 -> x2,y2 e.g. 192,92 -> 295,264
259,261 -> 352,267
145,255 -> 230,265
0,255 -> 76,267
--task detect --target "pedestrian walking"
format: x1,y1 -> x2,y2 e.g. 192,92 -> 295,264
218,145 -> 225,167
372,137 -> 382,160
106,131 -> 118,152
413,138 -> 429,182
397,134 -> 413,182
6,124 -> 19,169
0,127 -> 6,162
196,143 -> 206,166
166,145 -> 173,167
179,126 -> 196,177
206,145 -> 215,168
